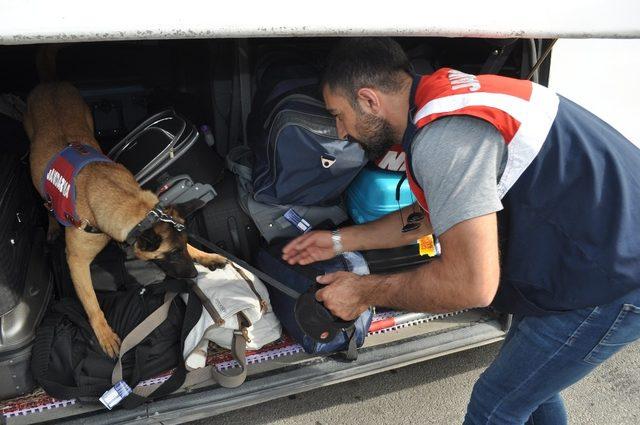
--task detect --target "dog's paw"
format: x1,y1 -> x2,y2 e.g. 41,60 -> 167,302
91,317 -> 121,358
198,253 -> 228,271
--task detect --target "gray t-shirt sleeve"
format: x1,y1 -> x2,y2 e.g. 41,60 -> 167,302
411,115 -> 507,237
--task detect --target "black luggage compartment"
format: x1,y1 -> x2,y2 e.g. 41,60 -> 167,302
0,37 -> 520,423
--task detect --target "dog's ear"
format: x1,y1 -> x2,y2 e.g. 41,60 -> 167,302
170,199 -> 205,219
136,228 -> 162,252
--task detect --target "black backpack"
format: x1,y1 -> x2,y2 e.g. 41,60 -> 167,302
30,281 -> 195,408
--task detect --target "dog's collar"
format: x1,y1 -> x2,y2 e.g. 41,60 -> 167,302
125,204 -> 185,246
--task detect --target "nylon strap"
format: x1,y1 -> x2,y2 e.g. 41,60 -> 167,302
111,289 -> 251,400
480,42 -> 516,75
191,282 -> 226,326
228,262 -> 267,313
112,292 -> 178,384
188,233 -> 302,300
129,314 -> 249,398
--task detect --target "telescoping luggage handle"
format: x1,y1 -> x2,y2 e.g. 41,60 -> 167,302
107,109 -> 199,186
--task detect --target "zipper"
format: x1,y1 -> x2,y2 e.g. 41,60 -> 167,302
263,94 -> 326,130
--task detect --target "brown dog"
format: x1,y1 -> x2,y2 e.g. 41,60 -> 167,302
24,82 -> 226,357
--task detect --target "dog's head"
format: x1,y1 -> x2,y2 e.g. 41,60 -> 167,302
131,202 -> 201,279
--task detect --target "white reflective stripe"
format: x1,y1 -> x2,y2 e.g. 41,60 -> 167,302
413,91 -> 532,127
412,85 -> 559,199
497,85 -> 559,198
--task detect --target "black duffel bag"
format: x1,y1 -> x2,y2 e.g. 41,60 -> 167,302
31,281 -> 190,407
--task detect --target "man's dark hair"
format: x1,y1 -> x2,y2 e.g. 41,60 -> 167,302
322,37 -> 411,105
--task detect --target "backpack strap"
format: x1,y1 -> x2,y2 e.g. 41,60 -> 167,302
112,292 -> 179,385
133,312 -> 250,397
112,282 -> 252,404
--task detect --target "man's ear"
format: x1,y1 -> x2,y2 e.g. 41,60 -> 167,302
137,228 -> 162,252
170,199 -> 205,219
356,88 -> 381,115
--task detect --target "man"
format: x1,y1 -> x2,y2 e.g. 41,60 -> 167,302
282,38 -> 640,424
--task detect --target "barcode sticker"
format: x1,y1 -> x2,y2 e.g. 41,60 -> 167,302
99,380 -> 132,410
283,209 -> 312,233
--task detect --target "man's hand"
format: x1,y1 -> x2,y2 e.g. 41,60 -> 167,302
282,231 -> 335,265
315,271 -> 372,321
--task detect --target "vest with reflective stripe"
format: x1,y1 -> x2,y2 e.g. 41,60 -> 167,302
403,68 -> 558,214
401,69 -> 640,315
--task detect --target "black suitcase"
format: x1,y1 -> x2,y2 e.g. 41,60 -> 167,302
80,83 -> 150,153
108,109 -> 225,193
0,154 -> 52,399
189,171 -> 261,262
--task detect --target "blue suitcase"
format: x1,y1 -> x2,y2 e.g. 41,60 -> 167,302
346,164 -> 414,224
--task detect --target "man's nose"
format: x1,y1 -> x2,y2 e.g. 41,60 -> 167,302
336,120 -> 348,140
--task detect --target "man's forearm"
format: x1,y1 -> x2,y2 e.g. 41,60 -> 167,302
361,257 -> 494,313
340,204 -> 433,252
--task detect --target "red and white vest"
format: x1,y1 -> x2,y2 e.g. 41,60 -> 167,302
400,68 -> 640,315
401,68 -> 559,217
40,144 -> 112,228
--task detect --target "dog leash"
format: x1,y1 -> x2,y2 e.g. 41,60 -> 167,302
188,233 -> 302,300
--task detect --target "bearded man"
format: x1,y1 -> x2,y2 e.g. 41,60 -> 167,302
282,38 -> 640,425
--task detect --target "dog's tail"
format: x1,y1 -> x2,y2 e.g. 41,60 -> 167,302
35,44 -> 62,82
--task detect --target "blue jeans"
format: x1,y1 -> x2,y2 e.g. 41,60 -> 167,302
464,288 -> 640,425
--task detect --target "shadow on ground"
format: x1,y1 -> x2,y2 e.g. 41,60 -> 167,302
189,342 -> 501,425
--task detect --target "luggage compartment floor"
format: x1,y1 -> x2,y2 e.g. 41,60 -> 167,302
0,309 -> 474,420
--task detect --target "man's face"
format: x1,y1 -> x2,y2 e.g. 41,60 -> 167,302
323,86 -> 398,160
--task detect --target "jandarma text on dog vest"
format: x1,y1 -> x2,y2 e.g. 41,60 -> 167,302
46,168 -> 70,198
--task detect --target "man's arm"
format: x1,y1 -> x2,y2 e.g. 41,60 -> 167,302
316,212 -> 500,318
282,203 -> 431,265
314,116 -> 507,318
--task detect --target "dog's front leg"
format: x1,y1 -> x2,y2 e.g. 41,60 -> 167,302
66,229 -> 121,358
187,243 -> 227,270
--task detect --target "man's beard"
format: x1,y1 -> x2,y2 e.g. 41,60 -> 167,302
354,113 -> 398,161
